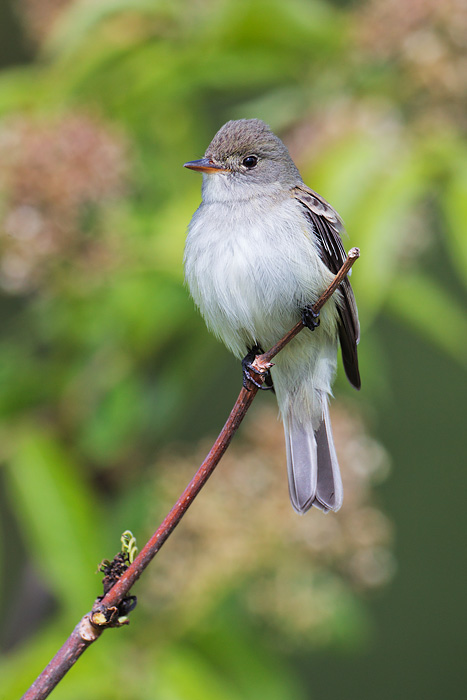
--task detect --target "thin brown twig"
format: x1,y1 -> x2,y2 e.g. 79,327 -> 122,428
21,247 -> 360,700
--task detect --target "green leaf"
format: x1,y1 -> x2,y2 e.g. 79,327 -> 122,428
4,429 -> 105,612
44,0 -> 167,58
443,156 -> 467,287
156,645 -> 244,700
387,272 -> 467,368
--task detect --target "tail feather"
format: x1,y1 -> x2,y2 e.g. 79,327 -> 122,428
285,418 -> 318,513
284,401 -> 343,514
314,410 -> 343,512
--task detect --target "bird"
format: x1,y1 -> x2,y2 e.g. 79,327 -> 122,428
183,118 -> 360,514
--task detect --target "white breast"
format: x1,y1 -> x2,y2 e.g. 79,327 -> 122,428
184,188 -> 336,357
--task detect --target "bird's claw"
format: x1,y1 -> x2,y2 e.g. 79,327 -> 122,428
242,346 -> 274,391
302,305 -> 320,331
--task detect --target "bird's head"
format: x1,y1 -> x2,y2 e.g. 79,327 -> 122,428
184,119 -> 301,201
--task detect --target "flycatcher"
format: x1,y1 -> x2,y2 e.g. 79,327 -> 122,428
184,119 -> 360,514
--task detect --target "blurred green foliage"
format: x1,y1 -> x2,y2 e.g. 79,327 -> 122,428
0,0 -> 466,698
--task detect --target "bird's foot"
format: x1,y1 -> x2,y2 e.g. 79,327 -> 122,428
242,346 -> 274,391
302,305 -> 320,331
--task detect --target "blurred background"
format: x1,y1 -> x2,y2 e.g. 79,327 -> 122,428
0,1 -> 466,698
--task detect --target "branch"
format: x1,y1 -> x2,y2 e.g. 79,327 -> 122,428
21,247 -> 360,700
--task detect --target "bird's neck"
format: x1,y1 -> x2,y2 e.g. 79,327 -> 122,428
201,173 -> 286,204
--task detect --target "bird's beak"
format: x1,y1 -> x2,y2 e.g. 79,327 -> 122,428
184,158 -> 228,174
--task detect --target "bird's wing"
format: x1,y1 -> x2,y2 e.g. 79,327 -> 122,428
292,184 -> 361,389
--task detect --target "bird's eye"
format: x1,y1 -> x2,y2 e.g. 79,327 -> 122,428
242,155 -> 258,169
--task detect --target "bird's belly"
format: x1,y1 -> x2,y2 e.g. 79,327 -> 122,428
185,199 -> 335,357
206,247 -> 297,353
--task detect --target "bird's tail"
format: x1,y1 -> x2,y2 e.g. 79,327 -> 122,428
284,397 -> 343,514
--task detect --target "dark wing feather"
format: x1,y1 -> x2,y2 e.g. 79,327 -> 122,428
293,184 -> 361,390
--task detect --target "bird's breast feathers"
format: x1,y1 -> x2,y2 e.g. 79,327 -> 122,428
184,194 -> 337,356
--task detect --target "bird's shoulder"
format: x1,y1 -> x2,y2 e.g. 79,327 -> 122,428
291,183 -> 348,271
291,184 -> 344,235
